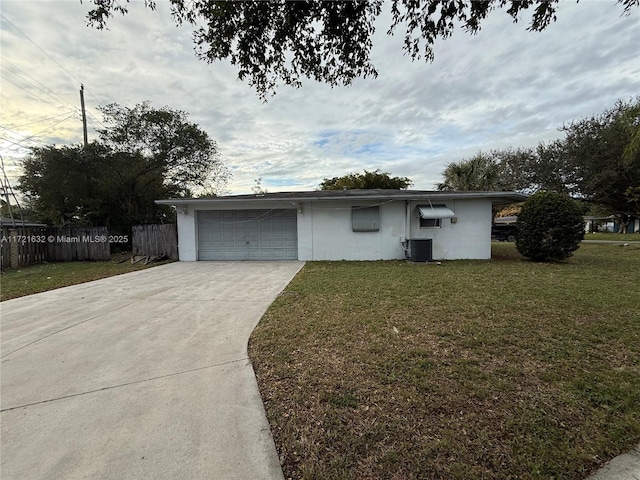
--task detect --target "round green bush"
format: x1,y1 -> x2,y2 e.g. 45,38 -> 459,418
516,192 -> 585,262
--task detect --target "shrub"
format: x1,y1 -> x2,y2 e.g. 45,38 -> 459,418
516,192 -> 585,262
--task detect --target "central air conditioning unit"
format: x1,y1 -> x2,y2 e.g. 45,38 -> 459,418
409,239 -> 433,262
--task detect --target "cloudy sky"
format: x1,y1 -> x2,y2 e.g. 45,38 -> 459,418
1,1 -> 638,195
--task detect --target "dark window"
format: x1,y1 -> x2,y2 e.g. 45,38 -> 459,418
419,217 -> 441,228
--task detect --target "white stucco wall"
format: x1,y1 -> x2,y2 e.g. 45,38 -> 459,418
297,200 -> 406,261
408,199 -> 493,260
173,197 -> 494,261
176,205 -> 197,261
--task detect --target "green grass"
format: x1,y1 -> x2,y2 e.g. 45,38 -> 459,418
0,252 -> 172,301
584,232 -> 639,241
249,243 -> 640,480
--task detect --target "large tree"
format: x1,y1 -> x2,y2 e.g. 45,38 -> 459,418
496,142 -> 577,194
18,142 -> 178,233
437,153 -> 510,191
559,98 -> 640,232
19,143 -> 105,226
18,102 -> 229,233
443,98 -> 640,231
439,144 -> 577,194
97,102 -> 229,194
84,0 -> 638,99
319,169 -> 412,190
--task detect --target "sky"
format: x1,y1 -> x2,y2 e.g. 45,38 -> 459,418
1,0 -> 639,196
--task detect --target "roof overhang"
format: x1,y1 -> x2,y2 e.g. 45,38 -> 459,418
156,190 -> 528,207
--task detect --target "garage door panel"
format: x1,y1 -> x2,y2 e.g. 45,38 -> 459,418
265,239 -> 284,248
197,209 -> 297,261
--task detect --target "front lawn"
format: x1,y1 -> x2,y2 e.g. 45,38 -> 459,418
249,243 -> 640,479
0,252 -> 172,301
584,232 -> 639,241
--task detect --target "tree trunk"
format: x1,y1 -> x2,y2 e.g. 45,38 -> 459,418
618,215 -> 630,234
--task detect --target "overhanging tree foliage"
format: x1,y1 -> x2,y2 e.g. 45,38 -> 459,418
319,169 -> 412,190
84,0 -> 638,99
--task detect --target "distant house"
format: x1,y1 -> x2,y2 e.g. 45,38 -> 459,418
617,216 -> 640,234
157,190 -> 527,262
584,215 -> 640,234
584,215 -> 617,233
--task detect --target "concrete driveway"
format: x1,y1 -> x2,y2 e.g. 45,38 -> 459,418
1,261 -> 304,480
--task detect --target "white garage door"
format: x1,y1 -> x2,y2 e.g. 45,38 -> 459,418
197,209 -> 298,260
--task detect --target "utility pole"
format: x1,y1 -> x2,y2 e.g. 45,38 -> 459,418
80,84 -> 88,147
0,154 -> 24,227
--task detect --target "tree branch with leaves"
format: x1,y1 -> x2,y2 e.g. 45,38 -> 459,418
83,0 -> 638,99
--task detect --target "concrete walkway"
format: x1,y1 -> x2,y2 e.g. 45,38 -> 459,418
1,261 -> 304,480
582,239 -> 640,245
586,444 -> 640,480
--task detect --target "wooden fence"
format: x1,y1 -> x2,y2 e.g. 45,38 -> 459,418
132,224 -> 178,260
1,226 -> 111,269
1,226 -> 48,270
46,226 -> 111,262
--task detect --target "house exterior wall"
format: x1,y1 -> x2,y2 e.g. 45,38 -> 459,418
298,200 -> 406,261
174,197 -> 494,261
408,199 -> 493,260
177,205 -> 197,261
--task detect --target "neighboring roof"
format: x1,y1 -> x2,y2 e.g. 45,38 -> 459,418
0,217 -> 47,227
156,189 -> 528,206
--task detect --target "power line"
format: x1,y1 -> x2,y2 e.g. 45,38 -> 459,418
85,110 -> 107,130
1,74 -> 79,113
0,133 -> 47,149
1,13 -> 84,87
0,114 -> 75,147
83,84 -> 103,106
0,57 -> 79,111
0,15 -> 110,141
29,114 -> 77,138
0,135 -> 38,150
0,127 -> 49,147
5,111 -> 77,130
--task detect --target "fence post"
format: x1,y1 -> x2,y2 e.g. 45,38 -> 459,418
9,229 -> 19,269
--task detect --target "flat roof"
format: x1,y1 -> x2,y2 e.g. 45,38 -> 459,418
156,189 -> 528,205
0,218 -> 47,227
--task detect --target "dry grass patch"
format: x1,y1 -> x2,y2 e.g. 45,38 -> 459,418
249,243 -> 640,479
0,252 -> 173,301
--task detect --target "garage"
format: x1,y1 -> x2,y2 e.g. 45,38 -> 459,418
197,209 -> 298,260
